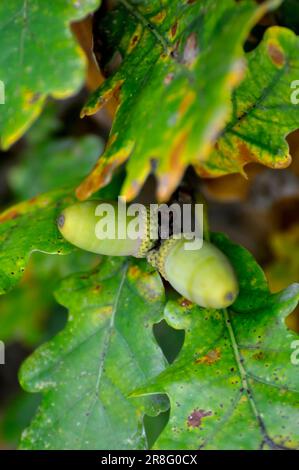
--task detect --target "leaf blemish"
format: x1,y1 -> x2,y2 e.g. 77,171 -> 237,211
179,297 -> 193,308
195,348 -> 221,365
183,33 -> 199,66
151,10 -> 166,24
253,351 -> 265,361
92,284 -> 102,293
171,21 -> 178,38
128,265 -> 141,279
267,42 -> 285,67
28,92 -> 41,105
128,24 -> 143,53
164,72 -> 175,85
129,34 -> 139,49
0,209 -> 20,223
187,409 -> 212,428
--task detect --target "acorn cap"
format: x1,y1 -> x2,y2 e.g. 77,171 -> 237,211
136,206 -> 157,257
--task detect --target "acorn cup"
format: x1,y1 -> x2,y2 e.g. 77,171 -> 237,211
57,200 -> 155,258
147,237 -> 239,309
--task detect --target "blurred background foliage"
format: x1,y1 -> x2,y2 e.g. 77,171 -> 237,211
0,0 -> 299,449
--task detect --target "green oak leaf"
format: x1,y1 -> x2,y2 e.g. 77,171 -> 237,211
77,0 -> 279,202
197,27 -> 299,177
0,188 -> 76,295
0,108 -> 122,296
0,104 -> 105,344
0,250 -> 99,347
0,257 -> 57,346
0,179 -> 122,296
19,258 -> 167,450
0,0 -> 100,149
133,233 -> 299,450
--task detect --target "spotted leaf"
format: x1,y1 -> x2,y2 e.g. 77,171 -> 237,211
19,258 -> 167,450
197,27 -> 299,177
133,233 -> 299,450
77,0 -> 279,202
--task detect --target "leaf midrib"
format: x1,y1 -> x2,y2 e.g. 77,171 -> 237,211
77,262 -> 129,448
224,308 -> 292,450
119,0 -> 172,55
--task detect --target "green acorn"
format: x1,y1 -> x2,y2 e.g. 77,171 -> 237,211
57,200 -> 155,258
148,237 -> 239,309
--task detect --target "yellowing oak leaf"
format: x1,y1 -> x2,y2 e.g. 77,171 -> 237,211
197,27 -> 299,177
77,0 -> 279,202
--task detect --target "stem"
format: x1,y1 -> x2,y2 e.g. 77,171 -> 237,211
195,190 -> 210,242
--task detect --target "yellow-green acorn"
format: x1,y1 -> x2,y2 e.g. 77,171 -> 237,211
148,237 -> 239,309
57,200 -> 155,258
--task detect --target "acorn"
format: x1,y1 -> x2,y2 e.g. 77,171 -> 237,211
57,200 -> 155,258
148,237 -> 239,309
